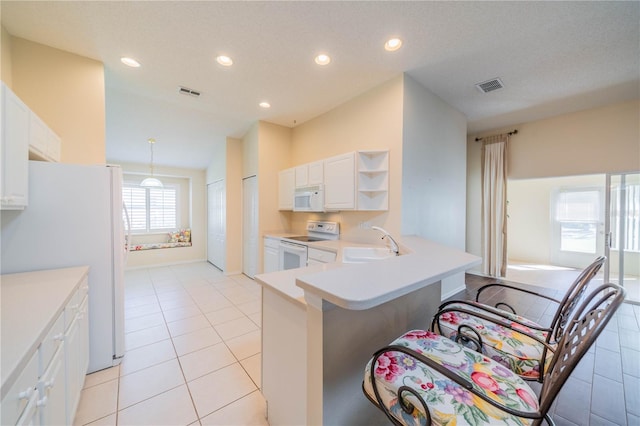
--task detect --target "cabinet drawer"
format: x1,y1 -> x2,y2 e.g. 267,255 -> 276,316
38,345 -> 66,426
77,277 -> 89,303
1,351 -> 38,426
308,247 -> 337,263
39,313 -> 64,375
64,290 -> 80,331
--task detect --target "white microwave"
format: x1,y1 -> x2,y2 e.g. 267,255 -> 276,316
293,185 -> 324,212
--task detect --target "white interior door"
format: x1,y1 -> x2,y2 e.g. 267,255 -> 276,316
207,180 -> 226,270
243,176 -> 258,278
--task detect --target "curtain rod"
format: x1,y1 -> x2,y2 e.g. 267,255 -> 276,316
475,129 -> 518,142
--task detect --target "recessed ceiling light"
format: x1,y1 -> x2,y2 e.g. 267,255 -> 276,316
120,57 -> 141,67
216,55 -> 233,66
259,101 -> 271,109
314,54 -> 331,66
384,38 -> 403,52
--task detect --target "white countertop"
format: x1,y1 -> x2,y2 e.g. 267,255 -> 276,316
255,236 -> 481,310
255,263 -> 342,307
1,266 -> 89,396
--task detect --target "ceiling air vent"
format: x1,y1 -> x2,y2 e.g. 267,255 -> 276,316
475,78 -> 504,94
179,86 -> 201,97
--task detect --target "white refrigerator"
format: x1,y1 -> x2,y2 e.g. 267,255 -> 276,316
1,161 -> 126,373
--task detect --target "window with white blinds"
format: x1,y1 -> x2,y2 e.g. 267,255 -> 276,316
123,184 -> 178,232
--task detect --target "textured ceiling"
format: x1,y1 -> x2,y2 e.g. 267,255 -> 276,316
2,1 -> 638,169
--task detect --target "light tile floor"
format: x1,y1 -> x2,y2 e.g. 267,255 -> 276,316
75,261 -> 640,426
73,262 -> 268,426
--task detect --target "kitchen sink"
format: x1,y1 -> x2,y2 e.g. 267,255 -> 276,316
341,246 -> 397,263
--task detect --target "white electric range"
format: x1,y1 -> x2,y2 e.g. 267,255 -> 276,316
278,221 -> 339,270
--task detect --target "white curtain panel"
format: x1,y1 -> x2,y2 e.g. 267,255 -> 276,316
481,135 -> 509,277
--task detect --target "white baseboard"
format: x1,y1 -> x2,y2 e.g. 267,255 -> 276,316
441,285 -> 466,301
125,258 -> 207,271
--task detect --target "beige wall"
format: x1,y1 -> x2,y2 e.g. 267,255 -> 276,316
508,175 -> 606,263
117,162 -> 207,268
257,121 -> 292,236
288,75 -> 404,242
242,122 -> 259,178
1,26 -> 13,85
10,37 -> 106,164
466,100 -> 640,272
505,100 -> 638,179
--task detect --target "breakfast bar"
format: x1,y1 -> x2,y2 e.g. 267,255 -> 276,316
255,236 -> 481,426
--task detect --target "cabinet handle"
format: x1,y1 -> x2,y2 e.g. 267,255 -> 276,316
53,333 -> 64,342
36,395 -> 48,407
18,387 -> 33,399
44,378 -> 55,389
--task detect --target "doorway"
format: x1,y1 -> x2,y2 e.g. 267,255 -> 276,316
507,173 -> 639,303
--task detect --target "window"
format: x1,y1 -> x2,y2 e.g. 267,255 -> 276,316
123,183 -> 178,232
554,189 -> 601,254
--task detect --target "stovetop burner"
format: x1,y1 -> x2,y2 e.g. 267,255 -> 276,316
286,236 -> 325,242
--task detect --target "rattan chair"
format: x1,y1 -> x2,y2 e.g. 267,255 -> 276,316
430,256 -> 605,381
363,283 -> 625,426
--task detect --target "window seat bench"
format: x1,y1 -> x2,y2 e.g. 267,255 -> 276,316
130,241 -> 192,251
128,229 -> 192,251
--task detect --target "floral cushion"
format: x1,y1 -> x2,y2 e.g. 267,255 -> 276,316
131,241 -> 192,250
363,330 -> 539,426
434,302 -> 554,379
168,229 -> 191,243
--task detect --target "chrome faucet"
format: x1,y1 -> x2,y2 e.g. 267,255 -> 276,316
371,226 -> 400,255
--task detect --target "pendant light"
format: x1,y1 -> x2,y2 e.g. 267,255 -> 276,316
140,138 -> 163,188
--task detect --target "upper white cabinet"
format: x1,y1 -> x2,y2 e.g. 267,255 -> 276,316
295,160 -> 323,187
308,160 -> 324,185
356,150 -> 389,211
278,167 -> 295,210
29,112 -> 61,163
1,82 -> 30,210
324,152 -> 356,210
294,165 -> 308,188
278,149 -> 388,212
1,82 -> 62,210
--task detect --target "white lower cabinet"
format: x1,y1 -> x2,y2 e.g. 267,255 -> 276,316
38,346 -> 65,426
263,237 -> 280,273
307,247 -> 337,265
1,268 -> 89,426
64,283 -> 89,425
15,388 -> 41,426
1,352 -> 40,426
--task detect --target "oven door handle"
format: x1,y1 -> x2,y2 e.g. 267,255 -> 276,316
280,241 -> 308,253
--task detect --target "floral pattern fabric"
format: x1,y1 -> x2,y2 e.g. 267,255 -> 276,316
131,241 -> 192,251
363,330 -> 539,426
168,229 -> 191,243
434,302 -> 554,379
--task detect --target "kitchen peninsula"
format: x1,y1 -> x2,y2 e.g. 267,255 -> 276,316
255,236 -> 481,426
